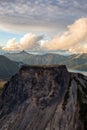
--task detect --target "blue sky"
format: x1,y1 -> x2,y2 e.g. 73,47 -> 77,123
0,31 -> 24,45
0,0 -> 87,53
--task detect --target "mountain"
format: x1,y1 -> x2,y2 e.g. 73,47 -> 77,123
65,54 -> 87,69
4,50 -> 30,63
0,55 -> 22,80
0,49 -> 5,55
0,65 -> 87,130
71,63 -> 87,71
4,51 -> 87,71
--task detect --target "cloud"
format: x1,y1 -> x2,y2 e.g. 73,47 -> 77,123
0,46 -> 2,50
2,18 -> 87,53
69,45 -> 87,53
2,38 -> 20,51
41,18 -> 87,52
20,33 -> 43,50
2,33 -> 43,51
0,0 -> 87,32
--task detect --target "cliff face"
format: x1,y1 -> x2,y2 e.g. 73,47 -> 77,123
0,65 -> 87,130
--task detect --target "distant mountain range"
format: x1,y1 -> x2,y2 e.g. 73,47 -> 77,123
4,51 -> 87,71
0,51 -> 87,80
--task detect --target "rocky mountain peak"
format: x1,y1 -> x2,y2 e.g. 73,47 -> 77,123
0,65 -> 87,130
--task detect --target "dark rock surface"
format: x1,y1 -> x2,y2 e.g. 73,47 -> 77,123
0,65 -> 87,130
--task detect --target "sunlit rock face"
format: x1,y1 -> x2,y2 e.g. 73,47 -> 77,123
0,65 -> 87,130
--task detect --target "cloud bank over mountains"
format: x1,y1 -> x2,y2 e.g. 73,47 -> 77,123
2,33 -> 43,51
1,18 -> 87,53
41,18 -> 87,53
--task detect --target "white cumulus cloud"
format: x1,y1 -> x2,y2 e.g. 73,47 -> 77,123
2,33 -> 43,51
41,18 -> 87,52
2,38 -> 20,51
2,18 -> 87,53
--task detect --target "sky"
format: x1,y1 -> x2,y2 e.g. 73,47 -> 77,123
0,0 -> 87,53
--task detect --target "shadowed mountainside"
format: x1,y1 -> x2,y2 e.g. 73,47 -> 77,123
0,55 -> 22,80
0,65 -> 87,130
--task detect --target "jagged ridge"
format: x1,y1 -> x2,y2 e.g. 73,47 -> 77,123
0,65 -> 87,130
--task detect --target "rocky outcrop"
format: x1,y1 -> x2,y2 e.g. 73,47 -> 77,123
0,65 -> 87,130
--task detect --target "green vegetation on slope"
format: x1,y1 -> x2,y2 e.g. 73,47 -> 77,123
0,81 -> 6,93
